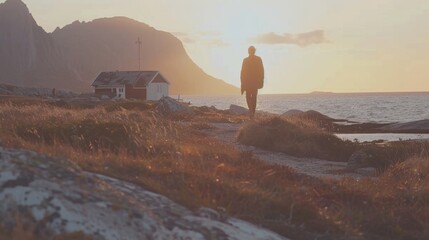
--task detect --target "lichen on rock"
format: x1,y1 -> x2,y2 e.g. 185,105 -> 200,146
0,147 -> 287,240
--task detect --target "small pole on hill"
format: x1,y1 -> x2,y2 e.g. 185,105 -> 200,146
135,37 -> 142,70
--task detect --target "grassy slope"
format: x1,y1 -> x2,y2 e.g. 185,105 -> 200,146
0,98 -> 428,239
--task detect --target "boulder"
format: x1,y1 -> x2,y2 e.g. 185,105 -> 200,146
229,104 -> 248,115
156,97 -> 194,114
0,147 -> 286,240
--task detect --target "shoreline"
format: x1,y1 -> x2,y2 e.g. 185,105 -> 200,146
1,93 -> 429,140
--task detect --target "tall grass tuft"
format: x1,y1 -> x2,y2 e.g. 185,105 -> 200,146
238,117 -> 358,161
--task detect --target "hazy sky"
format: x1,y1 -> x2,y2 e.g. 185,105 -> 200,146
19,0 -> 429,93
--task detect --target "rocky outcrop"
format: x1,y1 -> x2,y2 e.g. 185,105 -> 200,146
1,147 -> 287,239
229,104 -> 248,115
156,97 -> 194,115
281,109 -> 304,117
380,120 -> 429,133
0,0 -> 81,90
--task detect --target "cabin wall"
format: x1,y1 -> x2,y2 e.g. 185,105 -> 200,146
125,84 -> 147,100
147,83 -> 169,101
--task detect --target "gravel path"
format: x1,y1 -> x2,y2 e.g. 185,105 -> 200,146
204,122 -> 366,179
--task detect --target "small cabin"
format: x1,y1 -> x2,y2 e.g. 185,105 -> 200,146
91,71 -> 170,100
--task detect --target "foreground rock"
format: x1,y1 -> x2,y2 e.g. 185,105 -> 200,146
0,147 -> 285,240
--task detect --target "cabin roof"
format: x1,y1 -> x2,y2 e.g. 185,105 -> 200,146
91,71 -> 169,88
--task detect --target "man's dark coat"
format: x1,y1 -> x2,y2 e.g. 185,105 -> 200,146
241,55 -> 264,92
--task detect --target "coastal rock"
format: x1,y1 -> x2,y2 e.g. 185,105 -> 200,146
380,120 -> 429,132
229,104 -> 248,115
156,96 -> 194,115
347,150 -> 373,169
281,109 -> 304,117
280,110 -> 340,123
300,110 -> 338,121
0,147 -> 286,240
195,105 -> 218,113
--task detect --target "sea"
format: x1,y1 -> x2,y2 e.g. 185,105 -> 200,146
179,92 -> 429,142
180,92 -> 429,123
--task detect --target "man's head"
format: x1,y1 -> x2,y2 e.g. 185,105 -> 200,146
248,46 -> 256,56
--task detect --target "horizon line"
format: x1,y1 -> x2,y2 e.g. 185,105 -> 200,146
259,91 -> 429,95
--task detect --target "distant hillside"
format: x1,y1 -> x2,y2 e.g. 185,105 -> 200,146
0,0 -> 238,94
0,0 -> 81,89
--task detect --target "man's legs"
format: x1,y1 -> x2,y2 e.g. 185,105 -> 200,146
246,89 -> 258,117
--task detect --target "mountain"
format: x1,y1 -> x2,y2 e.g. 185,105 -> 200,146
0,0 -> 80,89
52,17 -> 237,94
0,0 -> 238,94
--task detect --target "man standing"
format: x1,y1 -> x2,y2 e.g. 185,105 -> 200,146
241,46 -> 264,118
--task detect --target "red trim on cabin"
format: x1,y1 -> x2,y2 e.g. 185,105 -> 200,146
125,84 -> 147,100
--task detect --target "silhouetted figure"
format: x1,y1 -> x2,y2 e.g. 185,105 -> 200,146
241,46 -> 264,118
52,88 -> 56,97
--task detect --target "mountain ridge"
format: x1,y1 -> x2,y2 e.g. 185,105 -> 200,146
0,0 -> 81,90
0,0 -> 238,94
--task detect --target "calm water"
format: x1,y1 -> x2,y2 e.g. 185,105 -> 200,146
181,92 -> 429,123
336,133 -> 429,142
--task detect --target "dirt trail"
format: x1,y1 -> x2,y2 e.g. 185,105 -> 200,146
204,123 -> 365,179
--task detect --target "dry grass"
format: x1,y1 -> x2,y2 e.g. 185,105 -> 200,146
238,117 -> 358,161
0,98 -> 428,239
236,116 -> 429,239
325,158 -> 429,239
0,100 -> 335,238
